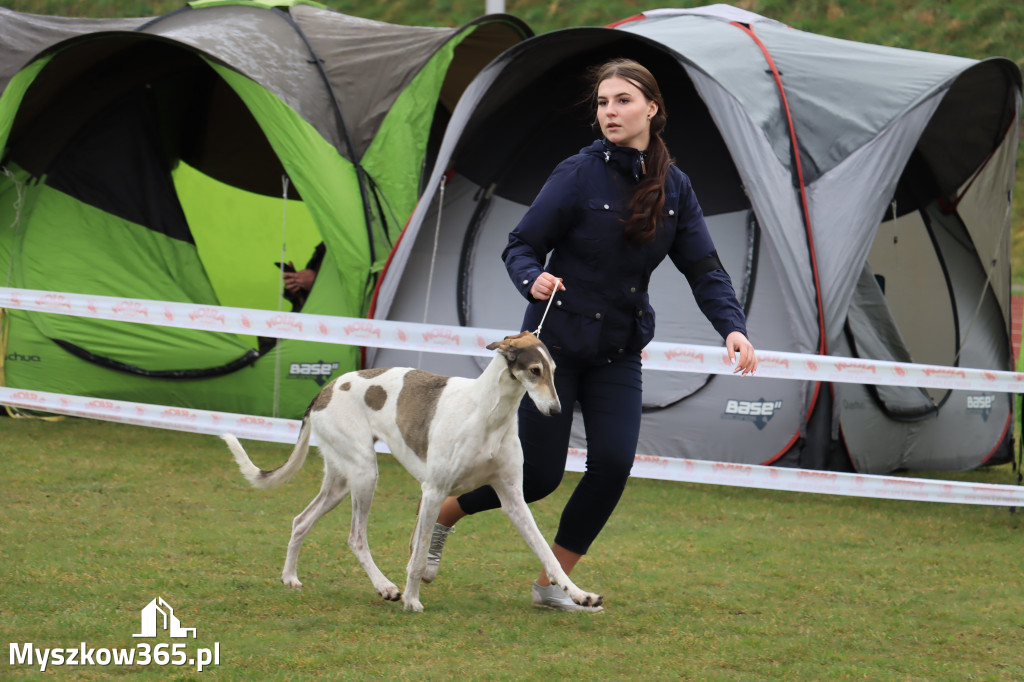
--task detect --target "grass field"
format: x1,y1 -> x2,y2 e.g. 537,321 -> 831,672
3,416 -> 1023,680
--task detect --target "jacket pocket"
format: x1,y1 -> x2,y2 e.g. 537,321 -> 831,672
585,198 -> 626,213
629,292 -> 656,351
541,289 -> 606,361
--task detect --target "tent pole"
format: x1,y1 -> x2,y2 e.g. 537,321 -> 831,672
731,22 -> 828,447
417,178 -> 446,369
279,9 -> 378,270
730,22 -> 825,357
271,174 -> 291,419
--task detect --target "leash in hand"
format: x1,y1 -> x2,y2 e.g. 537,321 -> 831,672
532,278 -> 563,339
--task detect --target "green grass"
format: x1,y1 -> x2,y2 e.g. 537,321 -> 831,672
3,416 -> 1023,680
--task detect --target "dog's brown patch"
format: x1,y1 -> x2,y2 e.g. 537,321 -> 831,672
357,368 -> 390,380
512,344 -> 552,372
364,384 -> 387,411
339,382 -> 351,391
396,370 -> 450,460
308,379 -> 338,413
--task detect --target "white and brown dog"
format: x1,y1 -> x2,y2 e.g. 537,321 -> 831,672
221,332 -> 602,612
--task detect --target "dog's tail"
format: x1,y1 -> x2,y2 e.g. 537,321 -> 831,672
221,417 -> 313,490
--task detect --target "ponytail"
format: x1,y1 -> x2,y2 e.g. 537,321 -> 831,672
624,131 -> 670,244
590,59 -> 672,245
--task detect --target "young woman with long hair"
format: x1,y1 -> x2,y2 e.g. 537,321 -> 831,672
426,59 -> 757,612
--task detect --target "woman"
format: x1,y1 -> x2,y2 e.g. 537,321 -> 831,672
427,59 -> 757,611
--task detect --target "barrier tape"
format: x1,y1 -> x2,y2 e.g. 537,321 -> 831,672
2,287 -> 1023,392
598,452 -> 1024,507
2,384 -> 1021,507
0,385 -> 303,444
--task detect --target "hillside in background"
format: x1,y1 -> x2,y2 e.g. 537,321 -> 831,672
4,0 -> 1023,278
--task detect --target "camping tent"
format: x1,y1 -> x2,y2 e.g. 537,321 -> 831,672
370,5 -> 1022,473
0,1 -> 530,417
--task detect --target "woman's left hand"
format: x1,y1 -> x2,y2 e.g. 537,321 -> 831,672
725,331 -> 757,376
284,268 -> 317,293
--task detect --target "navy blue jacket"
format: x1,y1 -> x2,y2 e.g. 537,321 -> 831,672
502,139 -> 747,362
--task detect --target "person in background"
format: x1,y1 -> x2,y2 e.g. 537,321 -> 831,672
422,59 -> 757,612
259,242 -> 326,355
282,241 -> 325,313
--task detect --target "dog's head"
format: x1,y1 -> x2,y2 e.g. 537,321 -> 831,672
486,332 -> 561,416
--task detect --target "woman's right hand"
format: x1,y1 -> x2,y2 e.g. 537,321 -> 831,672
530,273 -> 565,300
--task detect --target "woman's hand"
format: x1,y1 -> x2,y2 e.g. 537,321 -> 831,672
726,331 -> 757,375
530,273 -> 565,301
284,267 -> 317,293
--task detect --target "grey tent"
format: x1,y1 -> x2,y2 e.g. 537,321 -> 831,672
369,5 -> 1021,474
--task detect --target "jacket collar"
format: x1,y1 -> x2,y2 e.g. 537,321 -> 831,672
586,138 -> 647,183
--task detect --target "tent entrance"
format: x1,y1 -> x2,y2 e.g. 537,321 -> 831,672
4,38 -> 322,378
373,37 -> 810,467
838,130 -> 1015,472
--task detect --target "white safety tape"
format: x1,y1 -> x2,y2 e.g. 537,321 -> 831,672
0,385 -> 304,444
2,385 -> 1021,507
568,451 -> 1024,507
0,286 -> 509,358
2,286 -> 1023,392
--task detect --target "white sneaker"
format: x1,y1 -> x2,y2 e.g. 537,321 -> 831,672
422,523 -> 453,583
531,581 -> 603,613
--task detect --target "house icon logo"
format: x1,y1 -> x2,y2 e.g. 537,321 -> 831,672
133,597 -> 197,639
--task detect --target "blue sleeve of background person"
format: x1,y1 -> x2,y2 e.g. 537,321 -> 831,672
501,158 -> 581,302
668,173 -> 749,340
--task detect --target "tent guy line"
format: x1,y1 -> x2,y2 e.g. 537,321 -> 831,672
1,383 -> 1021,507
2,286 -> 1022,394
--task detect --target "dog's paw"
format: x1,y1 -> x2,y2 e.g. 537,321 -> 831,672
378,584 -> 402,602
282,574 -> 303,589
402,596 -> 424,612
572,591 -> 603,608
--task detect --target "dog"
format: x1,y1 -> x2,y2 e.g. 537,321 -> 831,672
221,332 -> 603,612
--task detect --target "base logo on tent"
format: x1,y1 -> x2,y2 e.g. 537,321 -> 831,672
288,361 -> 340,387
722,398 -> 782,430
965,394 -> 996,421
6,351 -> 41,363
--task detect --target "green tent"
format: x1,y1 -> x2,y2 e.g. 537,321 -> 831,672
0,1 -> 529,417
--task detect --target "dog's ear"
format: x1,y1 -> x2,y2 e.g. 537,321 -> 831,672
486,338 -> 522,363
486,331 -> 531,351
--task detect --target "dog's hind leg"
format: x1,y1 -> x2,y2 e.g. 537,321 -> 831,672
491,479 -> 603,609
401,486 -> 446,612
345,455 -> 402,603
282,468 -> 349,588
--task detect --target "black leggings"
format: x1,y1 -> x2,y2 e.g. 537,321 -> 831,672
457,351 -> 643,555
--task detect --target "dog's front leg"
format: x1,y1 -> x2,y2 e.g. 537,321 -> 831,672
403,486 -> 446,612
491,480 -> 603,609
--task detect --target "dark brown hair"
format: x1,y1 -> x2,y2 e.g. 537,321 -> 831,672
589,59 -> 671,244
